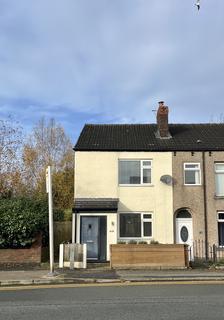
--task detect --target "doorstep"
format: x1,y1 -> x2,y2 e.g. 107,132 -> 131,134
87,262 -> 110,270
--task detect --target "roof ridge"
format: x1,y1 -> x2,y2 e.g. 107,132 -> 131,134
84,123 -> 224,126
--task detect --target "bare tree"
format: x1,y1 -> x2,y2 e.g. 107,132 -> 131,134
22,118 -> 74,208
0,117 -> 23,197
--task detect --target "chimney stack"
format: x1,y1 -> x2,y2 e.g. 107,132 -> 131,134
156,101 -> 171,139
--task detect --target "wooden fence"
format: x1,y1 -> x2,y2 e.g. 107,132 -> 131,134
42,221 -> 72,262
54,221 -> 72,256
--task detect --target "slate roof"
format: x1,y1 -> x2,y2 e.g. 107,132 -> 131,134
74,123 -> 224,152
73,198 -> 119,212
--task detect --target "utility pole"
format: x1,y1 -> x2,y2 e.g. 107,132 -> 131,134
46,166 -> 56,276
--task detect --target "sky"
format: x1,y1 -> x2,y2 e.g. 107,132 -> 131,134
0,0 -> 224,143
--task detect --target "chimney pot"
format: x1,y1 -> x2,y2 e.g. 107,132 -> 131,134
158,101 -> 164,107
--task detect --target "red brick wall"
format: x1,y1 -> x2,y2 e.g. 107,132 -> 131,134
0,236 -> 42,266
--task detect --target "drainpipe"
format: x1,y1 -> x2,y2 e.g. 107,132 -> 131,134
202,151 -> 208,259
72,211 -> 77,243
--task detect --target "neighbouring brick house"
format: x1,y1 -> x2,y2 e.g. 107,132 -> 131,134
72,102 -> 224,261
173,133 -> 224,258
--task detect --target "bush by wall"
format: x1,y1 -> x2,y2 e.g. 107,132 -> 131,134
0,197 -> 64,249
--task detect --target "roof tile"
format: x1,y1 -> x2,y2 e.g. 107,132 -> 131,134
74,124 -> 224,151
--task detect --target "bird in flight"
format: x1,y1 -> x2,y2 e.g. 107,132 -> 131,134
195,0 -> 200,10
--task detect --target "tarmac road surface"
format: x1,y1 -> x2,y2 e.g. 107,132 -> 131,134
0,283 -> 224,320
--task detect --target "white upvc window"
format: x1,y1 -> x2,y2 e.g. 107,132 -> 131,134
217,212 -> 224,246
119,212 -> 153,239
142,213 -> 153,238
215,163 -> 224,197
184,163 -> 201,185
119,160 -> 152,185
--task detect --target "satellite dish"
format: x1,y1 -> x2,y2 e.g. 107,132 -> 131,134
160,175 -> 173,185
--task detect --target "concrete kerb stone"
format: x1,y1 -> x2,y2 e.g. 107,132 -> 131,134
0,280 -> 22,286
0,278 -> 100,287
0,277 -> 122,287
95,279 -> 123,283
1,276 -> 224,287
121,277 -> 224,283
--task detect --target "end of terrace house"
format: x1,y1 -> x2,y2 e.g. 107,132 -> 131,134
72,102 -> 224,262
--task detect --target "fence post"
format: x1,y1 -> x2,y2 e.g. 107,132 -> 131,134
194,240 -> 198,259
83,244 -> 87,269
202,240 -> 204,259
213,244 -> 217,263
59,244 -> 64,268
70,243 -> 75,270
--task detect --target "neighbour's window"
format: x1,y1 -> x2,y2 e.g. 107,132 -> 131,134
184,163 -> 201,185
215,163 -> 224,197
119,213 -> 152,238
119,160 -> 152,185
218,212 -> 224,246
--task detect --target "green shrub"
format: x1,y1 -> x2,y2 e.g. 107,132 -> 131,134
215,258 -> 224,266
138,241 -> 148,244
129,240 -> 137,244
0,197 -> 51,248
190,258 -> 211,269
63,208 -> 72,221
54,208 -> 64,221
150,239 -> 159,244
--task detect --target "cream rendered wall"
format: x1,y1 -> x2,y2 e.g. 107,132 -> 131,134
75,151 -> 173,244
75,152 -> 118,198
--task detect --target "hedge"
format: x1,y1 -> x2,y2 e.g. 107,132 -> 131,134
0,197 -> 64,248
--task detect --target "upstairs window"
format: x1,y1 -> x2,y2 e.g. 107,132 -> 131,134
119,160 -> 152,185
184,163 -> 201,185
215,163 -> 224,197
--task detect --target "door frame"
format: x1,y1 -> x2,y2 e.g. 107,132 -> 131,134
75,212 -> 117,262
175,217 -> 193,260
79,214 -> 107,262
80,216 -> 100,261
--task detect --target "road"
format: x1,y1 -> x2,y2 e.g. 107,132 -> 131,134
1,283 -> 224,320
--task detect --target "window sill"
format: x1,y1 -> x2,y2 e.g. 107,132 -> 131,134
118,237 -> 152,240
214,195 -> 224,200
119,184 -> 154,187
118,236 -> 153,241
184,184 -> 202,186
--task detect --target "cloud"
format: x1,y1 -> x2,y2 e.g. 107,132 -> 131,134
0,0 -> 224,140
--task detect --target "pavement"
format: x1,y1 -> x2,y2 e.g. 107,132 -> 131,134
0,266 -> 224,287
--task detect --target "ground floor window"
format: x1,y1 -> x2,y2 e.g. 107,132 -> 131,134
218,212 -> 224,246
119,213 -> 152,238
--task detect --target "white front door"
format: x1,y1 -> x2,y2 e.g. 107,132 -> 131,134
176,218 -> 193,260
